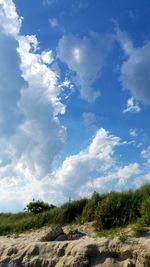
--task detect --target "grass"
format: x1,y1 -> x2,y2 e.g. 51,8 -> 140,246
96,226 -> 127,238
132,219 -> 147,237
0,184 -> 149,236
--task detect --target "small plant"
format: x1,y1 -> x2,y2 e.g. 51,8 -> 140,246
75,215 -> 84,225
132,219 -> 146,237
118,231 -> 128,243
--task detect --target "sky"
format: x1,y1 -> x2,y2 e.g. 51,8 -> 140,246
0,0 -> 150,212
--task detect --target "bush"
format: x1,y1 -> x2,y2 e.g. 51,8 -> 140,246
25,200 -> 55,214
82,192 -> 103,222
95,191 -> 137,230
59,198 -> 88,224
141,197 -> 150,225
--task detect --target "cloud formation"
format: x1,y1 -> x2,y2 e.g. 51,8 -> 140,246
0,0 -> 22,36
123,97 -> 141,113
57,33 -> 114,102
0,1 -> 149,212
0,0 -> 66,210
117,28 -> 150,105
53,128 -> 121,198
80,162 -> 140,196
129,128 -> 138,137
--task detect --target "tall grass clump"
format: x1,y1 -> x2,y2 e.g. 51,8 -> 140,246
81,192 -> 104,222
140,197 -> 150,225
95,190 -> 142,230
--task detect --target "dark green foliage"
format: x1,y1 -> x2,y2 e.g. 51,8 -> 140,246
95,190 -> 143,230
140,197 -> 150,225
25,200 -> 55,214
59,198 -> 88,224
82,192 -> 104,222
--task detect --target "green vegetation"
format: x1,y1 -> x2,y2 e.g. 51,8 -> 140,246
25,199 -> 56,214
0,184 -> 150,236
132,218 -> 146,237
96,226 -> 126,238
95,190 -> 140,230
140,197 -> 150,225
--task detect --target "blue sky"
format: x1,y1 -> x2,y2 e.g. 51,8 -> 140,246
0,0 -> 150,212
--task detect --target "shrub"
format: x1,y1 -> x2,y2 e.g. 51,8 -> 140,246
25,200 -> 55,214
95,191 -> 136,230
59,198 -> 88,224
82,192 -> 103,222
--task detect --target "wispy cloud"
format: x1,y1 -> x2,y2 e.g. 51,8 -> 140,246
82,112 -> 97,130
123,97 -> 141,113
49,18 -> 59,28
117,27 -> 150,105
129,128 -> 138,137
43,0 -> 58,6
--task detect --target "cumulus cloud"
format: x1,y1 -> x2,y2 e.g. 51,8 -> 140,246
57,33 -> 114,102
0,0 -> 67,210
0,0 -> 22,36
0,33 -> 25,137
52,128 -> 121,198
41,50 -> 54,64
80,162 -> 140,196
117,27 -> 150,105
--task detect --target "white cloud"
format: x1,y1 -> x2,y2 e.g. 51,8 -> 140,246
0,0 -> 67,210
129,128 -> 138,137
53,128 -> 121,197
134,172 -> 150,188
123,97 -> 141,113
49,18 -> 59,28
80,162 -> 140,196
41,50 -> 54,64
133,145 -> 150,188
0,0 -> 22,36
141,146 -> 150,167
57,33 -> 114,102
117,27 -> 150,105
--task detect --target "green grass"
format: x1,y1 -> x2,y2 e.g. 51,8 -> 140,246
0,184 -> 149,236
96,226 -> 126,238
0,198 -> 88,236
